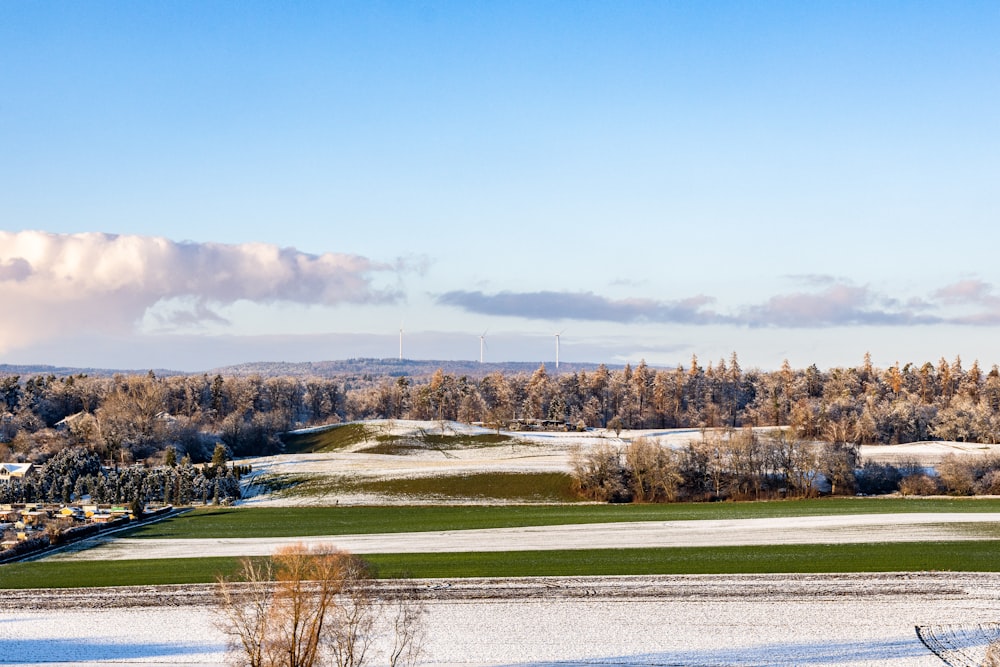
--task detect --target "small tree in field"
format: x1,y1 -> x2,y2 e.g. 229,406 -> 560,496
570,443 -> 630,502
216,544 -> 424,667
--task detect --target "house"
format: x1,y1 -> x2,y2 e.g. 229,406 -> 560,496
0,463 -> 33,480
59,507 -> 86,521
19,510 -> 47,527
54,412 -> 88,431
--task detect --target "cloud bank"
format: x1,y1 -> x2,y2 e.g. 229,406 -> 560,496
437,279 -> 1000,328
0,231 -> 402,353
437,290 -> 724,324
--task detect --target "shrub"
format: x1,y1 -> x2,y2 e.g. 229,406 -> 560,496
936,454 -> 976,495
0,534 -> 49,560
976,469 -> 1000,495
898,473 -> 939,496
569,443 -> 631,503
855,461 -> 902,495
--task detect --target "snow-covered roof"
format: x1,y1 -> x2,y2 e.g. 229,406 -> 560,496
0,463 -> 33,477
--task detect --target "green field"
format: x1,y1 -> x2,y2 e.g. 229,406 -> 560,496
124,497 -> 1000,540
258,471 -> 578,503
278,423 -> 516,454
4,540 -> 1000,589
4,497 -> 1000,589
278,422 -> 372,453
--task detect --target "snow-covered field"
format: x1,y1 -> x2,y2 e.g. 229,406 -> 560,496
2,573 -> 999,666
863,440 -> 1000,465
8,421 -> 1000,666
238,420 -> 1000,506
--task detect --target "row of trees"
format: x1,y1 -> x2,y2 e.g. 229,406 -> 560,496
2,353 -> 1000,469
570,431 -> 859,503
0,446 -> 242,507
570,431 -> 1000,503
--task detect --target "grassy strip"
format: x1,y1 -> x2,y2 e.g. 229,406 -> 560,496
124,497 -> 1000,540
0,556 -> 248,589
6,541 -> 1000,589
362,432 -> 516,454
279,423 -> 372,453
367,541 -> 1000,578
269,472 -> 578,503
279,424 -> 514,454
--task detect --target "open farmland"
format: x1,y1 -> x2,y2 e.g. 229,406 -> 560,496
244,420 -> 1000,506
41,513 -> 1000,561
5,420 -> 1000,666
2,574 -> 1000,666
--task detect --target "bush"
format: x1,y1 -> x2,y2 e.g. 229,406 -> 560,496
623,438 -> 682,503
855,461 -> 901,495
44,524 -> 65,546
0,534 -> 49,560
976,469 -> 1000,495
936,454 -> 976,495
569,443 -> 631,503
898,473 -> 939,496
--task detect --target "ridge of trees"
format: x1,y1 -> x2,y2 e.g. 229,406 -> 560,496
2,352 -> 999,472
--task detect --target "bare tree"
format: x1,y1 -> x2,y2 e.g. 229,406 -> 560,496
216,544 -> 425,667
623,438 -> 682,503
570,442 -> 629,502
326,556 -> 376,667
387,585 -> 425,667
216,557 -> 274,667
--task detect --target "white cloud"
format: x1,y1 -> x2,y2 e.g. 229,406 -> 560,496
0,231 -> 403,354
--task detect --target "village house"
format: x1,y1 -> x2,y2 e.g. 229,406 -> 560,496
19,509 -> 48,527
58,507 -> 86,521
0,463 -> 34,480
53,412 -> 88,431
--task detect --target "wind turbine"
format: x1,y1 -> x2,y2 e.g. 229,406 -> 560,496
554,330 -> 565,370
479,330 -> 488,364
398,323 -> 403,361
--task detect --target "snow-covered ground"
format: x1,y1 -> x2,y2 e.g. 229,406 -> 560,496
9,421 -> 1000,666
863,440 -> 1000,465
238,420 -> 1000,506
2,573 -> 999,666
239,421 -> 708,506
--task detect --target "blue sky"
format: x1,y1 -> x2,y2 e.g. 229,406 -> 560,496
2,1 -> 999,372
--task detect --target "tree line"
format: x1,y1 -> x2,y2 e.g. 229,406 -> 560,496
570,430 -> 1000,502
0,444 -> 242,507
1,352 -> 999,469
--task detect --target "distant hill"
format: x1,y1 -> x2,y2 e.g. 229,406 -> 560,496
207,358 -> 625,379
0,364 -> 185,378
0,358 -> 626,380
